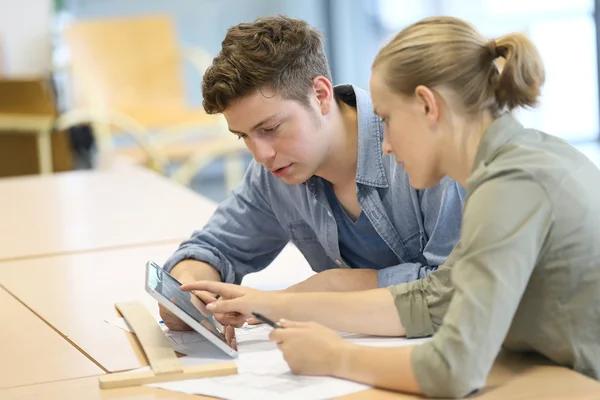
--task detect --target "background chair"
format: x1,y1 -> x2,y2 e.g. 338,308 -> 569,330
54,13 -> 248,191
0,78 -> 73,177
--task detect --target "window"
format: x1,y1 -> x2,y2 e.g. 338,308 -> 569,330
377,0 -> 599,142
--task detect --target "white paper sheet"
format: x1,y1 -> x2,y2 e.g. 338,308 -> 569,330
148,349 -> 371,400
106,308 -> 430,399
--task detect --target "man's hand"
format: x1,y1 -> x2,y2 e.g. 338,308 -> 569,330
159,304 -> 190,331
180,281 -> 278,327
158,259 -> 221,331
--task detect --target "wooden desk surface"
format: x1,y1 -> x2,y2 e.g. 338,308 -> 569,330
0,287 -> 104,389
0,239 -> 313,374
2,164 -> 599,398
0,243 -> 180,373
2,376 -> 202,400
4,352 -> 600,400
2,249 -> 600,400
0,164 -> 216,261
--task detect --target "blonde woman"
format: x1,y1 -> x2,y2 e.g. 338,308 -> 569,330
181,16 -> 600,398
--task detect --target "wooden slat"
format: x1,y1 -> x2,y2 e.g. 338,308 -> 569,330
115,301 -> 182,375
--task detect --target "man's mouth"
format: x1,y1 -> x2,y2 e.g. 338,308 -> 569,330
271,164 -> 292,177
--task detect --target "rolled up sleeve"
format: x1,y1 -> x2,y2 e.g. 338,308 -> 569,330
388,256 -> 457,338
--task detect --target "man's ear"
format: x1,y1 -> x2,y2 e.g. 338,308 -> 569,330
414,85 -> 439,125
312,76 -> 334,115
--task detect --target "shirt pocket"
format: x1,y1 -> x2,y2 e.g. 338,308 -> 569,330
402,230 -> 427,263
287,221 -> 334,273
289,220 -> 319,242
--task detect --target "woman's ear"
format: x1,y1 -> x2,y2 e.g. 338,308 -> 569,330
414,85 -> 439,125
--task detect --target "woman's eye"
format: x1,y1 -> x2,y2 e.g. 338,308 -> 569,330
263,124 -> 280,133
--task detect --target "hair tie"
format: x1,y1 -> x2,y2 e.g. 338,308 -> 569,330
488,39 -> 498,59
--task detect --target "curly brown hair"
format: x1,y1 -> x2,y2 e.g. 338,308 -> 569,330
201,14 -> 332,114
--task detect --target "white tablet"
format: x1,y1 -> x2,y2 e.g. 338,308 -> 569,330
144,260 -> 238,358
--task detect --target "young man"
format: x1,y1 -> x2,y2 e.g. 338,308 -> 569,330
160,14 -> 465,330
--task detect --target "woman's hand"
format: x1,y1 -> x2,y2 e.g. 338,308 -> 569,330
269,320 -> 350,376
180,281 -> 279,327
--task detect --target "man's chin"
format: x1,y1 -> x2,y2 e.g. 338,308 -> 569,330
280,176 -> 307,185
279,171 -> 312,185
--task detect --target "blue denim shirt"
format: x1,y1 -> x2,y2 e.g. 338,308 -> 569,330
164,85 -> 466,287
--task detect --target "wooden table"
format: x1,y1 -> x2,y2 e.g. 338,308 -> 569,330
1,376 -> 199,400
3,166 -> 600,399
0,241 -> 313,374
0,164 -> 217,261
2,247 -> 600,400
0,286 -> 104,389
3,352 -> 600,399
0,243 -> 181,373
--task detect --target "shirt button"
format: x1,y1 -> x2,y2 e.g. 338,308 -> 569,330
327,211 -> 333,217
335,259 -> 342,266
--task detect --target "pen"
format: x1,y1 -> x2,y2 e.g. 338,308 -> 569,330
251,312 -> 283,329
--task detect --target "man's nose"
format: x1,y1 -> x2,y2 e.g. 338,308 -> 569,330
250,137 -> 276,165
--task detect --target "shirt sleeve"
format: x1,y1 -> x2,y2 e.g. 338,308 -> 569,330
163,161 -> 289,284
404,179 -> 553,398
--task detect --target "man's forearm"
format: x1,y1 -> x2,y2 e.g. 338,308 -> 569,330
170,259 -> 222,283
277,288 -> 406,336
285,268 -> 378,293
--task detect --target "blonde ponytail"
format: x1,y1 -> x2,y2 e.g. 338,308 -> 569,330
373,16 -> 545,116
493,33 -> 545,111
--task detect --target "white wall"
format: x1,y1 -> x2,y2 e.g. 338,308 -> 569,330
0,0 -> 53,76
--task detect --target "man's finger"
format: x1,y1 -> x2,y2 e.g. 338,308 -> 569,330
215,312 -> 247,328
246,317 -> 262,325
224,325 -> 237,350
191,290 -> 218,304
180,281 -> 246,299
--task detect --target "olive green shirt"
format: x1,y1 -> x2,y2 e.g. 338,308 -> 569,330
389,114 -> 600,398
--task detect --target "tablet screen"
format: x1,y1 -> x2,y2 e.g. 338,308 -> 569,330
146,261 -> 228,345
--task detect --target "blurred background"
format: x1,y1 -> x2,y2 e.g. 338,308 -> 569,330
1,0 -> 599,202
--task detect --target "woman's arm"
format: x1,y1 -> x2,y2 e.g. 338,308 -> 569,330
269,321 -> 422,395
180,281 -> 406,336
279,289 -> 406,336
339,344 -> 421,394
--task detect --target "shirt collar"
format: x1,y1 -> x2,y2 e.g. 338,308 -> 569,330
471,112 -> 523,174
305,84 -> 388,189
351,84 -> 389,187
